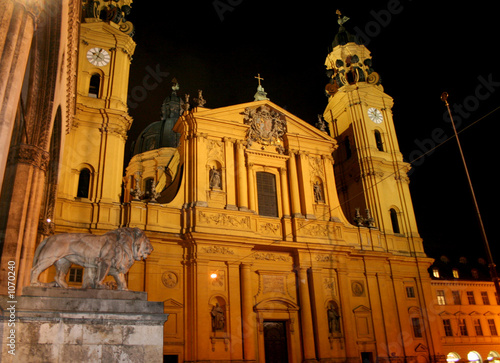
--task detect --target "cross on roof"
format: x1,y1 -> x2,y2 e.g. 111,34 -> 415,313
254,73 -> 264,86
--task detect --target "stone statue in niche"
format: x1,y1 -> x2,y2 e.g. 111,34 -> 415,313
313,181 -> 324,203
209,166 -> 222,190
327,303 -> 341,333
30,228 -> 153,291
211,302 -> 225,331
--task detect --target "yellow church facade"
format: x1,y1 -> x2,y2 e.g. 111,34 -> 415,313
1,1 -> 500,362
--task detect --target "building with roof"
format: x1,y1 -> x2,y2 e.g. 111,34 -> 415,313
1,2 -> 499,362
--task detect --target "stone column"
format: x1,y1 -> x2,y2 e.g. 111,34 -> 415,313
0,144 -> 49,293
224,137 -> 237,210
235,141 -> 248,210
228,262 -> 243,360
0,1 -> 37,194
336,268 -> 357,359
287,150 -> 302,217
195,260 -> 211,360
297,267 -> 316,361
240,263 -> 256,361
297,151 -> 315,219
194,133 -> 208,206
308,267 -> 331,360
322,155 -> 343,221
247,162 -> 256,213
279,167 -> 290,217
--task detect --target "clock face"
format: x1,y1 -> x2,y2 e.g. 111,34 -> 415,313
367,107 -> 383,124
86,47 -> 110,67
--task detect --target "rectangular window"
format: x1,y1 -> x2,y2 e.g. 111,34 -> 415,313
443,319 -> 453,337
452,291 -> 461,305
412,317 -> 423,338
458,319 -> 468,336
256,172 -> 278,217
406,286 -> 415,298
68,267 -> 83,283
474,319 -> 483,336
488,319 -> 498,336
495,292 -> 500,305
452,268 -> 459,278
437,290 -> 446,305
467,291 -> 476,305
481,291 -> 490,305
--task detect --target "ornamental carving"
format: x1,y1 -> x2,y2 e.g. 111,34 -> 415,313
253,252 -> 290,262
198,211 -> 251,230
242,105 -> 287,152
162,271 -> 179,288
201,246 -> 234,255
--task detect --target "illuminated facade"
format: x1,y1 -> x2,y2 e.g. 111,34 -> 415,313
1,2 -> 499,362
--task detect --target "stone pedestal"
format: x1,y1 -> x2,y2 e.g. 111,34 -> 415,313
0,287 -> 168,362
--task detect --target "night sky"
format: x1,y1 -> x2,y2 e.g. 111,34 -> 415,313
125,1 -> 500,265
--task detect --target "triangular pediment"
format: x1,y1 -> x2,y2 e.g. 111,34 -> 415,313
186,100 -> 336,145
163,298 -> 183,308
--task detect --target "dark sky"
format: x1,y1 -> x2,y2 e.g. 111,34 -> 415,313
125,1 -> 500,264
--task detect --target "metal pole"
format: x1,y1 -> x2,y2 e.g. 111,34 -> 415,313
441,92 -> 500,297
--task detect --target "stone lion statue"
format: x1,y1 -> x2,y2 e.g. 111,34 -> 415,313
30,227 -> 153,290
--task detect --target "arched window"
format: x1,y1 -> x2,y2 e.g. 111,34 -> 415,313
256,172 -> 278,217
88,73 -> 101,98
77,168 -> 91,198
390,208 -> 400,234
374,130 -> 384,151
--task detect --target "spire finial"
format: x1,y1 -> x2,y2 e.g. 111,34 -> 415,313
253,73 -> 269,101
336,9 -> 349,27
254,73 -> 264,87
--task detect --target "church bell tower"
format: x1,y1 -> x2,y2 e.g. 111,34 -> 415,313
323,11 -> 420,239
55,1 -> 136,230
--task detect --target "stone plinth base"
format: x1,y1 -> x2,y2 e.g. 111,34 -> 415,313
0,287 -> 168,362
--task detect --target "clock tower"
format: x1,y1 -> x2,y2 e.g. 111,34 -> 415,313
323,12 -> 420,240
55,1 -> 136,230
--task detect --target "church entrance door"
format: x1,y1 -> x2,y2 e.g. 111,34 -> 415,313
264,321 -> 288,363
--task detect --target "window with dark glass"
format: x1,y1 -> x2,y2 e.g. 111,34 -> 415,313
390,208 -> 400,234
68,267 -> 83,283
458,319 -> 468,336
374,130 -> 384,151
452,291 -> 461,305
467,291 -> 476,305
88,74 -> 101,98
256,172 -> 278,217
412,317 -> 423,338
345,136 -> 352,159
488,319 -> 498,335
77,168 -> 91,198
474,319 -> 483,336
481,291 -> 490,305
443,319 -> 453,336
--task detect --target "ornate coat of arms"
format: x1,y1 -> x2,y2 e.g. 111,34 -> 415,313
242,105 -> 287,153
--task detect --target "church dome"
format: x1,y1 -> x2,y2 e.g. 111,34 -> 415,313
131,80 -> 183,156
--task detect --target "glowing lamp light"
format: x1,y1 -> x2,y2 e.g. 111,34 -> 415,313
46,218 -> 51,223
210,273 -> 218,279
468,352 -> 480,362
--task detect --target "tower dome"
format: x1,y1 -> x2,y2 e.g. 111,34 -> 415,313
131,79 -> 183,155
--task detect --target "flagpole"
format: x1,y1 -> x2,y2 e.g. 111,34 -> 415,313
441,92 -> 500,297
